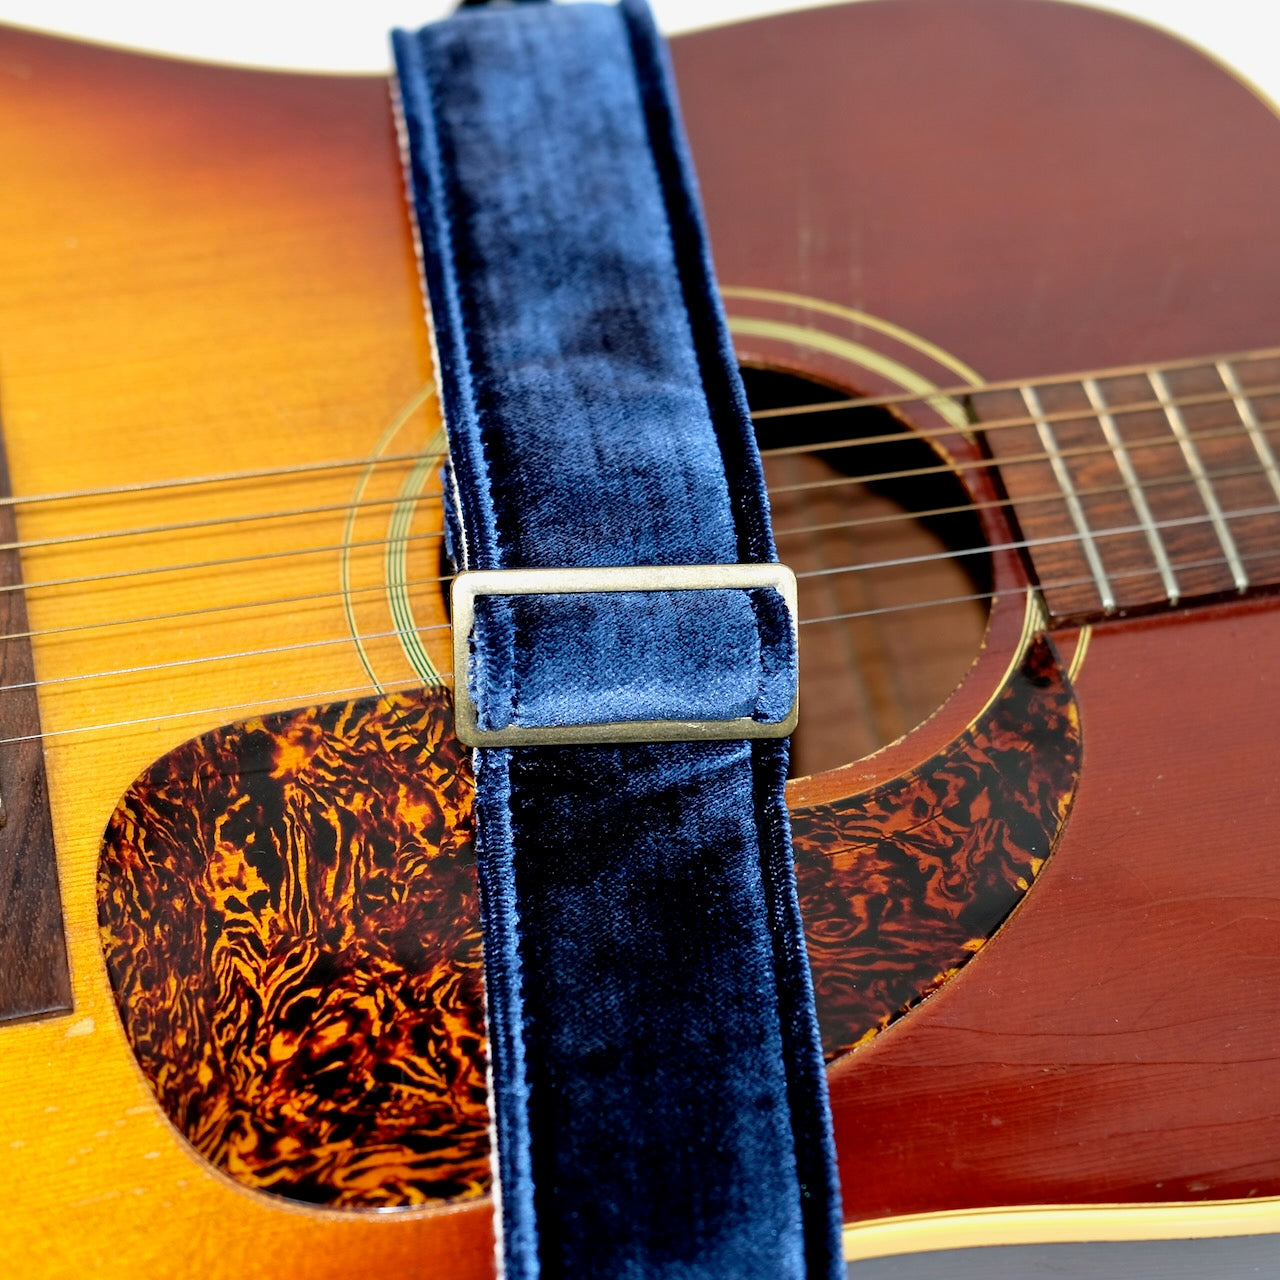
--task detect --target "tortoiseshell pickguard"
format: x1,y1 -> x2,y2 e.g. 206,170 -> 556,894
98,635 -> 1079,1208
97,689 -> 489,1208
796,633 -> 1081,1060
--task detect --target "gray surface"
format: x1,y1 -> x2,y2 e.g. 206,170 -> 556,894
847,1234 -> 1280,1279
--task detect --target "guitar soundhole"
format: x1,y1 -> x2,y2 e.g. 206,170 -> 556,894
743,367 -> 992,778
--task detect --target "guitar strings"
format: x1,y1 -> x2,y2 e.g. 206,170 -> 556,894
1,413 -> 1276,594
749,344 -> 1280,419
0,447 -> 437,512
0,355 -> 1266,593
0,347 -> 1273,517
0,487 -> 442,558
799,547 -> 1272,628
797,497 -> 1280,582
0,378 -> 1269,566
0,404 -> 1269,686
6,497 -> 1280,702
0,350 -> 1272,720
771,459 -> 1275,542
11,538 -> 1280,747
0,676 -> 432,747
1,446 -> 1278,654
0,622 -> 452,696
0,575 -> 449,647
0,529 -> 448,600
0,447 -> 1271,653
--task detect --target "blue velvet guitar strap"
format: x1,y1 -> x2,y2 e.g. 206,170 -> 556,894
392,3 -> 842,1275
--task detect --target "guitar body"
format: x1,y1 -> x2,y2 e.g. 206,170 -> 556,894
0,1 -> 1277,1273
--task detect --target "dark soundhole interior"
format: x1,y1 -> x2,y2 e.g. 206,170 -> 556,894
742,367 -> 992,777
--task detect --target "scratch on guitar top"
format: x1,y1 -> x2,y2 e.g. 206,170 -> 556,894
64,1016 -> 95,1038
67,1189 -> 124,1211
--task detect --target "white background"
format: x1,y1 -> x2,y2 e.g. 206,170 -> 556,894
2,1 -> 1279,108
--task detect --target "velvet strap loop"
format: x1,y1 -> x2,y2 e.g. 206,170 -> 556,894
468,585 -> 797,733
393,3 -> 842,1276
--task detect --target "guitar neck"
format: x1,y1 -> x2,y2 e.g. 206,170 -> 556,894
968,349 -> 1280,619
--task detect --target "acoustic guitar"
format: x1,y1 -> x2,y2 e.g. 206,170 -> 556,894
0,0 -> 1277,1274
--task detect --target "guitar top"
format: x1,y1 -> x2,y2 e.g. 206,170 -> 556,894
1,0 -> 1278,1273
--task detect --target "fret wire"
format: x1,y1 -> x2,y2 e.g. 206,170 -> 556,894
771,458 -> 1271,543
1019,385 -> 1114,612
1081,377 -> 1180,605
765,418 -> 1276,498
758,379 -> 1280,458
1218,360 -> 1280,507
747,343 -> 1280,425
1148,369 -> 1248,592
795,497 -> 1280,583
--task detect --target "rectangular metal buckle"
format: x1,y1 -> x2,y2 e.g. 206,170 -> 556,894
451,563 -> 799,748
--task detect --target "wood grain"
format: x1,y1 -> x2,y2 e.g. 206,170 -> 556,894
0,26 -> 489,1280
1,1 -> 1279,1274
831,595 -> 1280,1222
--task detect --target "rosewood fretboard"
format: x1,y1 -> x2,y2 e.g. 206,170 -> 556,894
969,349 -> 1280,620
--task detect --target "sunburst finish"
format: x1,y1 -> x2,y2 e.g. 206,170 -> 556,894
2,2 -> 1280,1274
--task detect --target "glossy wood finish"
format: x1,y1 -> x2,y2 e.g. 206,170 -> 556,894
1,1 -> 1280,1273
670,0 -> 1280,1235
679,0 -> 1280,380
0,28 -> 489,1280
832,596 -> 1280,1223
